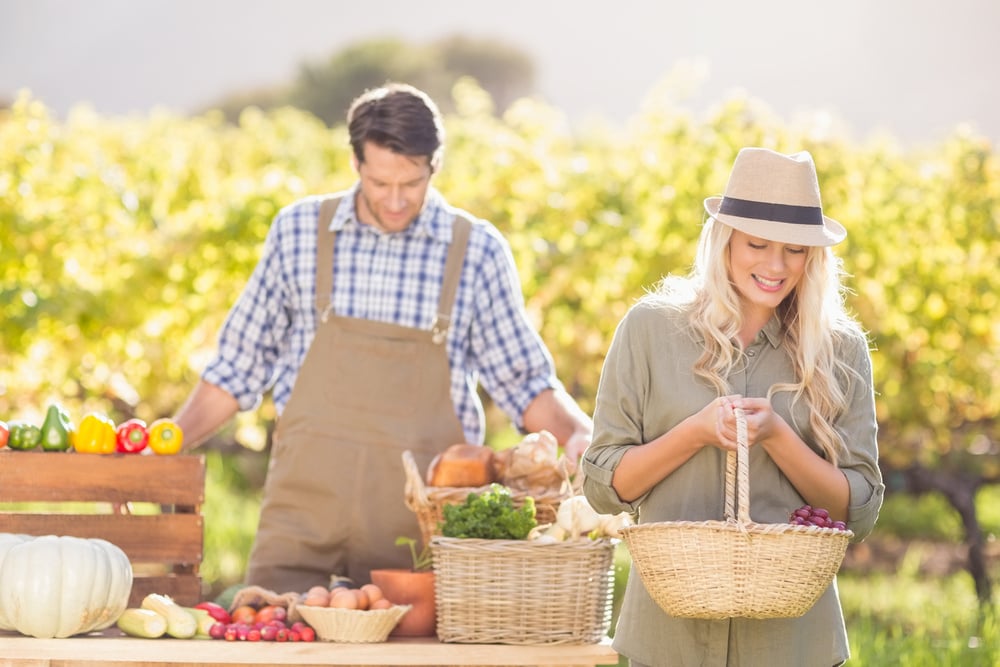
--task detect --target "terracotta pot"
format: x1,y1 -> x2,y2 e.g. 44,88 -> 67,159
369,569 -> 437,637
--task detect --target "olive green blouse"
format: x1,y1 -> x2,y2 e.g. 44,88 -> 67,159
582,299 -> 884,667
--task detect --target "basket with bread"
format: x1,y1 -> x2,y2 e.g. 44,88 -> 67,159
402,431 -> 575,547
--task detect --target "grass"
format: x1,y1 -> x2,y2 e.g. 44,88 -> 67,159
200,449 -> 263,594
840,570 -> 997,666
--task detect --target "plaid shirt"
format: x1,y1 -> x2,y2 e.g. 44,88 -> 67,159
202,184 -> 560,443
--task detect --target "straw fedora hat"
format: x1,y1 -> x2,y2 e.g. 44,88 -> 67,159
704,147 -> 846,246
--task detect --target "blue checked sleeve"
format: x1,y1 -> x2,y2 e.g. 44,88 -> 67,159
201,217 -> 293,411
467,227 -> 560,430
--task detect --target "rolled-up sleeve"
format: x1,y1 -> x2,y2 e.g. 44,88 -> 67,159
836,331 -> 885,541
582,310 -> 650,516
582,448 -> 644,515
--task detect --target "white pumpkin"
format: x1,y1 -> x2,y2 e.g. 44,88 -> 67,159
0,533 -> 33,631
0,533 -> 133,638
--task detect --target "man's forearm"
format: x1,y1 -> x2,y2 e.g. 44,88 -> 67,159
173,380 -> 240,450
522,388 -> 593,461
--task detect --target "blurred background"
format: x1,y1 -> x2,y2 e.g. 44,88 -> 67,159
3,0 -> 999,145
1,1 -> 998,664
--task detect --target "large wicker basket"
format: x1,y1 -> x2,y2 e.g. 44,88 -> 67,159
620,408 -> 853,619
402,449 -> 570,547
431,536 -> 615,644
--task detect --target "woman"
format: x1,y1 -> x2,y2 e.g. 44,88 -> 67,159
582,147 -> 884,666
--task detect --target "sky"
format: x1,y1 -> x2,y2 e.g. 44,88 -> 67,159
1,0 -> 998,146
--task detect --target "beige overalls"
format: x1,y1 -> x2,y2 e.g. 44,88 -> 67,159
245,197 -> 469,594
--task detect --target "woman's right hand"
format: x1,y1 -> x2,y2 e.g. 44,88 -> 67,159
697,394 -> 743,452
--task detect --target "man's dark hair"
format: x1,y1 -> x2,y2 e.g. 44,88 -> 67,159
347,83 -> 445,172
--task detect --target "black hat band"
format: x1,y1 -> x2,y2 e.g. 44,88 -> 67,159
719,196 -> 824,226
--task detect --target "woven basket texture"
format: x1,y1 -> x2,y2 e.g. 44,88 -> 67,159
402,449 -> 569,547
296,605 -> 411,643
430,536 -> 615,644
621,408 -> 852,619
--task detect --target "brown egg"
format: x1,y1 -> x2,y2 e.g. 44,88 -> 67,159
370,598 -> 393,610
301,585 -> 330,606
351,588 -> 370,610
302,591 -> 330,606
360,583 -> 384,605
329,588 -> 358,609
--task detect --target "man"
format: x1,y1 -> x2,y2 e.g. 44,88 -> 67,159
174,83 -> 593,594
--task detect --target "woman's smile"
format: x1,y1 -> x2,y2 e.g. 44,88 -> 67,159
728,229 -> 807,327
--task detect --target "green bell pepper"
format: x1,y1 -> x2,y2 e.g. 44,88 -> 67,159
40,403 -> 74,452
7,421 -> 42,450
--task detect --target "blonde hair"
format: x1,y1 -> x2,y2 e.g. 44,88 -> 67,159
648,217 -> 864,465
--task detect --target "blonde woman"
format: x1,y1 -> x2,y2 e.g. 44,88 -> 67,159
582,148 -> 884,667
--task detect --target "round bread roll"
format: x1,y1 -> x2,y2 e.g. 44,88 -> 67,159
426,444 -> 496,487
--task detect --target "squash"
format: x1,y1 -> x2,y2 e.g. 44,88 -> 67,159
0,533 -> 32,632
140,593 -> 197,638
0,533 -> 134,638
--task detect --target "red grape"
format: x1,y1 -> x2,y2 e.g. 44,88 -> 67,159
789,505 -> 848,531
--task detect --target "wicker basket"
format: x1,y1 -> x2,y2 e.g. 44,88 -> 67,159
402,449 -> 570,547
431,536 -> 615,644
296,605 -> 411,642
620,408 -> 853,620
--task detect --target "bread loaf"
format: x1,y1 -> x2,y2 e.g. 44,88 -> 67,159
426,444 -> 496,487
495,431 -> 570,493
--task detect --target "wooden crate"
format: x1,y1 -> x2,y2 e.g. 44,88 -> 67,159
0,450 -> 205,608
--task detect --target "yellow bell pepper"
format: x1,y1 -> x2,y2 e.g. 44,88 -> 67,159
72,413 -> 117,454
148,418 -> 184,455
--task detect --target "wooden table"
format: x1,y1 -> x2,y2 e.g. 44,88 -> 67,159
0,631 -> 618,667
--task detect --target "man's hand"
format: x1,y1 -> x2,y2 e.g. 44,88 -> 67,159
522,388 -> 593,464
562,430 -> 591,464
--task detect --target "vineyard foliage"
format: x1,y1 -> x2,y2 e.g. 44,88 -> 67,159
1,79 -> 997,475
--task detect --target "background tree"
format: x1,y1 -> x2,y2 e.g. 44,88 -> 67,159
208,36 -> 536,125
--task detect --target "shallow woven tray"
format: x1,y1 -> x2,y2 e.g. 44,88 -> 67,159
402,449 -> 570,547
296,605 -> 411,643
431,536 -> 614,645
620,408 -> 852,619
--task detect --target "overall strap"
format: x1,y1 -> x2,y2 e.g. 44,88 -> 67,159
315,197 -> 471,337
315,196 -> 342,321
431,215 -> 472,344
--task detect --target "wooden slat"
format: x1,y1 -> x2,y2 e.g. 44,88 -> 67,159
0,451 -> 204,505
0,451 -> 206,606
129,574 -> 203,608
0,514 -> 203,565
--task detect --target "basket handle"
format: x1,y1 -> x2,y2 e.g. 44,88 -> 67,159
402,450 -> 430,513
723,407 -> 751,525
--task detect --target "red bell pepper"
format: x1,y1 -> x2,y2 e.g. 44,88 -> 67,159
193,601 -> 231,625
0,420 -> 8,448
115,418 -> 149,454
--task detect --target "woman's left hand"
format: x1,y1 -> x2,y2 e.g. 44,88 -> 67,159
717,396 -> 786,450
